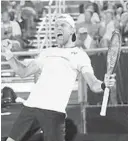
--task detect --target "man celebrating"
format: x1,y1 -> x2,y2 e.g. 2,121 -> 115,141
2,14 -> 115,141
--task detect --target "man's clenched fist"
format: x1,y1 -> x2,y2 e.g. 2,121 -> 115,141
1,39 -> 13,60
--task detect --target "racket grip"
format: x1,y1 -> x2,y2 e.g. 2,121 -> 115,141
100,87 -> 110,116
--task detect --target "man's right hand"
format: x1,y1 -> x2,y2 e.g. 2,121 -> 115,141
1,39 -> 14,60
2,39 -> 12,50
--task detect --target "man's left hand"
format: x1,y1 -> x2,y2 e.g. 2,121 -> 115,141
104,73 -> 116,88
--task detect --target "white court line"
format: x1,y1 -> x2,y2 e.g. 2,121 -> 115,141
1,112 -> 11,116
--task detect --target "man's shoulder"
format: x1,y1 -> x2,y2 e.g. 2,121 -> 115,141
10,21 -> 17,25
10,21 -> 20,28
72,47 -> 88,56
39,47 -> 60,55
41,47 -> 54,52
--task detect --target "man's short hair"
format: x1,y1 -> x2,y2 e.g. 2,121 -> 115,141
56,14 -> 75,29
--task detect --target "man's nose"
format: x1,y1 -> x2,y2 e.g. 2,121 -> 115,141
57,25 -> 63,29
57,26 -> 61,30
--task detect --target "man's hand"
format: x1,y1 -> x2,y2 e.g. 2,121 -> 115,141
1,39 -> 14,60
2,39 -> 12,50
104,74 -> 116,88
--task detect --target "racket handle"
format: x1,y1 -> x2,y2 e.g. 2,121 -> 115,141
100,87 -> 110,116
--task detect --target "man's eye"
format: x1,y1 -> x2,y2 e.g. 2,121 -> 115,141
61,23 -> 66,27
55,23 -> 66,28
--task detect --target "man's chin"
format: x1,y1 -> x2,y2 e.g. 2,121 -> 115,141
57,40 -> 64,46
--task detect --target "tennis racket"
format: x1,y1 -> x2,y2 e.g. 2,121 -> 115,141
100,30 -> 121,116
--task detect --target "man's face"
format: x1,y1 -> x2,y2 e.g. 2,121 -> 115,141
79,33 -> 87,42
2,12 -> 10,23
84,11 -> 92,22
105,12 -> 113,23
116,7 -> 123,14
55,20 -> 73,46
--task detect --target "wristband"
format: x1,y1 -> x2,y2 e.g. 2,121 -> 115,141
101,82 -> 106,91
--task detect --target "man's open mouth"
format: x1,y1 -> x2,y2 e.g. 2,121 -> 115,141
57,33 -> 63,39
57,33 -> 63,37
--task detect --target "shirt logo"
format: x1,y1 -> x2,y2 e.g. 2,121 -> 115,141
71,52 -> 77,55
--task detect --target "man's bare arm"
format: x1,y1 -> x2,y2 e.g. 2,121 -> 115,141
8,57 -> 40,78
82,72 -> 103,93
82,71 -> 116,93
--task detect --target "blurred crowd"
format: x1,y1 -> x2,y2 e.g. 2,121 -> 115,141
1,0 -> 48,53
76,0 -> 128,49
1,0 -> 128,53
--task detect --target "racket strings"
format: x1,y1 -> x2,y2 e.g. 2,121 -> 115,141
107,34 -> 120,73
107,48 -> 119,72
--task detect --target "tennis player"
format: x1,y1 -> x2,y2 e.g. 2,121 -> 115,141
3,14 -> 115,141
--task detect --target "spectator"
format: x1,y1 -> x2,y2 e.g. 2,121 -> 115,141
76,2 -> 94,24
77,2 -> 100,24
102,1 -> 109,11
15,4 -> 37,49
9,10 -> 31,50
1,11 -> 22,40
76,27 -> 89,49
122,19 -> 128,46
1,11 -> 13,40
114,3 -> 124,31
1,1 -> 10,13
15,4 -> 25,29
1,10 -> 24,52
35,7 -> 48,23
6,1 -> 17,13
123,1 -> 128,12
8,0 -> 17,9
9,11 -> 22,37
39,7 -> 48,18
14,4 -> 31,46
100,9 -> 116,48
24,0 -> 35,8
76,4 -> 85,24
120,2 -> 128,26
108,1 -> 116,9
76,6 -> 105,49
115,3 -> 124,22
91,2 -> 100,24
20,6 -> 37,40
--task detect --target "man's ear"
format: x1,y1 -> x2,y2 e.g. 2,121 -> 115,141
70,27 -> 76,42
71,27 -> 76,34
72,33 -> 76,42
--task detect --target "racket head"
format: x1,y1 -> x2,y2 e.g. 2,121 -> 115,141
107,30 -> 121,74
